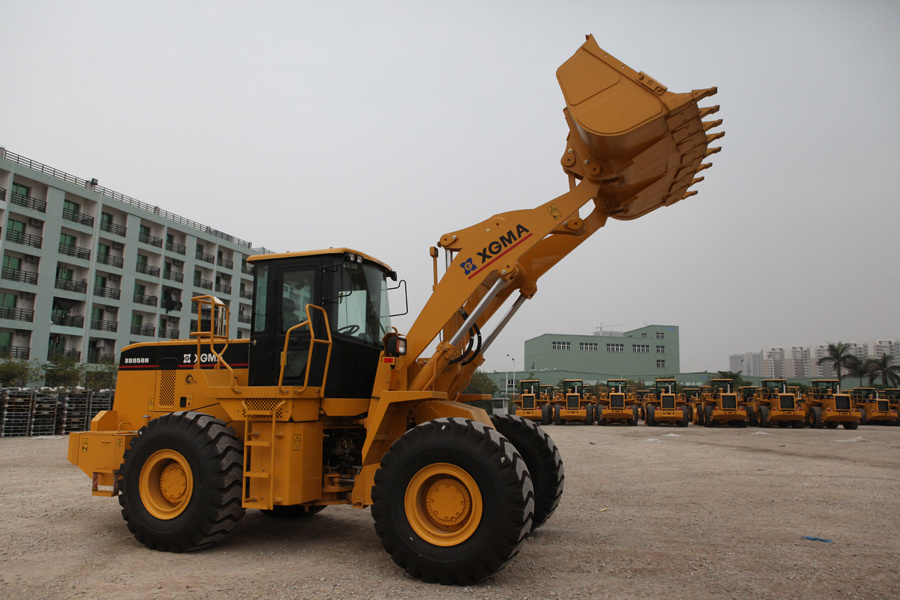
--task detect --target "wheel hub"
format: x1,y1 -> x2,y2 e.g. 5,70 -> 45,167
160,462 -> 188,504
425,477 -> 471,527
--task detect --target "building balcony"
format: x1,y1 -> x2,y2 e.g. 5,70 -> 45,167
56,278 -> 88,293
1,268 -> 38,285
10,191 -> 46,213
194,278 -> 213,291
238,314 -> 251,324
158,328 -> 181,340
133,294 -> 158,307
215,283 -> 232,295
48,349 -> 81,361
130,324 -> 155,337
241,264 -> 253,275
0,306 -> 35,322
88,352 -> 116,364
240,289 -> 253,299
94,286 -> 121,300
6,230 -> 43,249
97,253 -> 125,268
51,314 -> 85,328
0,345 -> 30,359
139,232 -> 164,248
90,319 -> 118,332
166,241 -> 186,255
59,242 -> 91,261
100,220 -> 127,237
217,257 -> 234,269
196,250 -> 215,264
0,187 -> 5,201
163,270 -> 184,283
135,263 -> 161,277
62,208 -> 95,227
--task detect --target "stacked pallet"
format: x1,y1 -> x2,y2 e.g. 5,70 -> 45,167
30,389 -> 60,436
89,390 -> 114,421
1,389 -> 34,437
60,389 -> 91,434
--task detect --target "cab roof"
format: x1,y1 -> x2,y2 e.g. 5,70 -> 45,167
246,247 -> 393,272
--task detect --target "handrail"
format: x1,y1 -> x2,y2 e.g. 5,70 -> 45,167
278,304 -> 333,394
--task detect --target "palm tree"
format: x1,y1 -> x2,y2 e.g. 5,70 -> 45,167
844,356 -> 875,388
717,370 -> 745,388
817,342 -> 854,381
867,354 -> 900,387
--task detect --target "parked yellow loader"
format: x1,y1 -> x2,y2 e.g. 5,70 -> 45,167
803,380 -> 860,429
66,35 -> 721,584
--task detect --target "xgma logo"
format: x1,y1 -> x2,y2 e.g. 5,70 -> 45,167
460,224 -> 532,277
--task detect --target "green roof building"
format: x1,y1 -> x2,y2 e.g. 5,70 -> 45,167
524,325 -> 680,382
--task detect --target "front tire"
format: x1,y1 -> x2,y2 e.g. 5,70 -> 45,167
119,412 -> 245,552
491,415 -> 564,530
371,418 -> 534,585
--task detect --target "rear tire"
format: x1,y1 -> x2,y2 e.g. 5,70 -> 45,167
843,421 -> 859,430
678,405 -> 689,427
758,406 -> 769,428
585,405 -> 595,425
646,404 -> 657,427
630,406 -> 640,426
371,418 -> 534,585
704,406 -> 715,427
541,404 -> 551,426
858,408 -> 868,425
119,412 -> 245,552
553,405 -> 562,426
790,419 -> 804,429
491,415 -> 564,530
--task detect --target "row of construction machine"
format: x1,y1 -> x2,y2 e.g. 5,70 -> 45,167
692,379 -> 751,427
747,379 -> 805,428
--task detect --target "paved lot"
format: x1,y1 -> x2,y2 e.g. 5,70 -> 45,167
0,424 -> 897,599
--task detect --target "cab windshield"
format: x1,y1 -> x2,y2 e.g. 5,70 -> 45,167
332,262 -> 391,345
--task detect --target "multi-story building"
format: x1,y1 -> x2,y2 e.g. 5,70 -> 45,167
524,325 -> 680,382
0,148 -> 268,368
735,340 -> 898,380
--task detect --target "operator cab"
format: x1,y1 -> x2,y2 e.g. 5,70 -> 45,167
246,248 -> 395,398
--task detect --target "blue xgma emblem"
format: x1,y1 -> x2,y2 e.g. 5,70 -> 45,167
461,258 -> 476,275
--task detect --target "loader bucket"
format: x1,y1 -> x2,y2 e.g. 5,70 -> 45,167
557,35 -> 723,220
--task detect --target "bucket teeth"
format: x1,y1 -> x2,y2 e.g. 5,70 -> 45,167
705,146 -> 722,158
702,119 -> 723,132
706,131 -> 725,143
696,162 -> 713,173
690,177 -> 705,186
692,87 -> 718,102
699,105 -> 720,119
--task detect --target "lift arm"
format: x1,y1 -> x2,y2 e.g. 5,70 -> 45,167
367,35 -> 723,434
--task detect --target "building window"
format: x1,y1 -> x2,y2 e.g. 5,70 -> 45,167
657,359 -> 666,368
656,345 -> 665,354
606,343 -> 624,353
633,344 -> 649,353
64,199 -> 80,214
580,342 -> 598,351
656,332 -> 665,339
552,341 -> 571,351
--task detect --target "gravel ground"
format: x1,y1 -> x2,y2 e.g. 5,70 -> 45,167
0,424 -> 898,600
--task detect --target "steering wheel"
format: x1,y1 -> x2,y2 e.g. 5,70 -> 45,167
336,324 -> 359,335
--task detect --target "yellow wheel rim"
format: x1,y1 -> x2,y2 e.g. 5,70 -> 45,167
404,463 -> 482,547
139,449 -> 194,520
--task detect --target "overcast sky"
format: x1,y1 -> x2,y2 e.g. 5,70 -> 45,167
3,1 -> 898,374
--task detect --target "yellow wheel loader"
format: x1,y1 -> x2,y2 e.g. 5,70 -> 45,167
698,379 -> 750,427
596,379 -> 639,425
67,35 -> 721,584
553,379 -> 596,425
754,379 -> 804,428
803,380 -> 860,429
514,379 -> 544,423
644,378 -> 690,427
